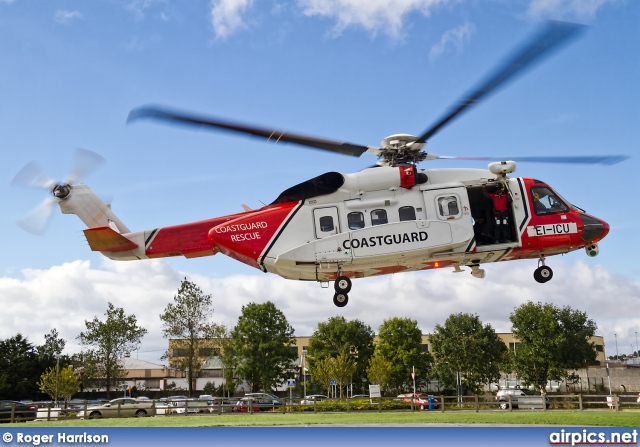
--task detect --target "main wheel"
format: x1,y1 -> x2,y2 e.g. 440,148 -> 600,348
534,266 -> 553,283
334,275 -> 352,293
89,411 -> 102,419
135,409 -> 147,417
333,292 -> 349,307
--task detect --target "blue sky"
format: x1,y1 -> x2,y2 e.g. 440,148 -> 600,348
1,0 -> 639,364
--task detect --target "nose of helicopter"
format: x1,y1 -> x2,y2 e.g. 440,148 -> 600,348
579,213 -> 609,243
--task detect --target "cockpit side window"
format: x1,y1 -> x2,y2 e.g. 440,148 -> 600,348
531,186 -> 569,215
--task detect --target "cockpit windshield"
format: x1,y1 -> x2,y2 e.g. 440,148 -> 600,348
531,186 -> 569,215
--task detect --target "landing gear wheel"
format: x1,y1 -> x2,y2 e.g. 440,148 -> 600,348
533,266 -> 553,283
334,275 -> 352,294
333,292 -> 349,307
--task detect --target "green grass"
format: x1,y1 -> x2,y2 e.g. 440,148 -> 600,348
12,410 -> 640,428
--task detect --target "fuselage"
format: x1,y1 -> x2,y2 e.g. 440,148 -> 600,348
89,166 -> 608,283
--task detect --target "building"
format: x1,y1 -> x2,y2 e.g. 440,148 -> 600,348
164,333 -> 607,393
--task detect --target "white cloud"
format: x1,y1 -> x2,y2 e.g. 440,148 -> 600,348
429,21 -> 475,60
297,0 -> 451,39
2,257 -> 639,364
527,0 -> 618,18
209,0 -> 254,40
54,10 -> 83,25
208,0 -> 453,40
125,0 -> 168,21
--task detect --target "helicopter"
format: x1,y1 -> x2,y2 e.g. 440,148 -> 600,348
13,21 -> 628,308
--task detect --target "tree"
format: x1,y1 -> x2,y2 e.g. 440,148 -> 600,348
307,316 -> 375,392
39,329 -> 66,358
376,317 -> 432,394
430,313 -> 507,394
0,334 -> 41,400
310,357 -> 334,397
77,302 -> 147,398
160,278 -> 225,397
366,351 -> 392,394
38,366 -> 79,402
330,352 -> 357,398
218,327 -> 241,397
510,301 -> 598,396
231,301 -> 297,392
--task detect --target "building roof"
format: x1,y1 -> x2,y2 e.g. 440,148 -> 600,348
121,357 -> 166,370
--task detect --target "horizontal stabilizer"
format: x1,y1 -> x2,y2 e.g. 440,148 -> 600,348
84,226 -> 138,252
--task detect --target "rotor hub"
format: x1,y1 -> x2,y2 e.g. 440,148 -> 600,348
52,183 -> 71,199
378,134 -> 427,166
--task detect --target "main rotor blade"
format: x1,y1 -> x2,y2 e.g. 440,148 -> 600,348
438,154 -> 629,165
416,21 -> 586,144
128,106 -> 374,158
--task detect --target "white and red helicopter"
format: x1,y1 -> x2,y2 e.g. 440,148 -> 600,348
14,22 -> 628,307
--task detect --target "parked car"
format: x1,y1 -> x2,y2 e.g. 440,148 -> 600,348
397,393 -> 438,409
77,398 -> 156,419
0,400 -> 37,423
495,388 -> 548,410
232,398 -> 262,413
30,401 -> 62,420
301,395 -> 329,405
166,395 -> 190,407
350,394 -> 370,399
243,393 -> 282,408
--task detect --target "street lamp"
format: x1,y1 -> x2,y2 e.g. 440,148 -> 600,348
302,350 -> 308,401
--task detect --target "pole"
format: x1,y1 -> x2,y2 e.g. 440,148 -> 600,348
412,366 -> 416,397
636,331 -> 640,363
302,349 -> 307,401
55,354 -> 61,406
614,333 -> 619,361
457,371 -> 462,406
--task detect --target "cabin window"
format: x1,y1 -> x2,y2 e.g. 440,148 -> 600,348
531,186 -> 569,215
347,212 -> 365,230
371,209 -> 388,226
437,196 -> 460,217
319,216 -> 334,232
399,206 -> 416,221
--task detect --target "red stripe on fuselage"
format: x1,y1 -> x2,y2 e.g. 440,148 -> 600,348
145,212 -> 247,259
208,201 -> 299,269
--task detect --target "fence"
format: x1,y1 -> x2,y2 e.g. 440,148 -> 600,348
3,393 -> 638,423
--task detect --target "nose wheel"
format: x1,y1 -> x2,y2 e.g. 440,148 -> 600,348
533,256 -> 553,283
333,274 -> 352,307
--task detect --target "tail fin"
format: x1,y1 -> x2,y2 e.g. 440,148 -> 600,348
57,184 -> 131,234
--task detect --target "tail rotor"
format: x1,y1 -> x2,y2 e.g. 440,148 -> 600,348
11,148 -> 106,235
